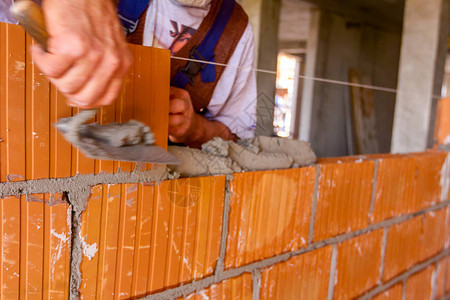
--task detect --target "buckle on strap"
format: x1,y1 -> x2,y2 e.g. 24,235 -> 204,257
118,14 -> 139,34
179,47 -> 208,83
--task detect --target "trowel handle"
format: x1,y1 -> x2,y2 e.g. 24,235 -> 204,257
10,0 -> 49,50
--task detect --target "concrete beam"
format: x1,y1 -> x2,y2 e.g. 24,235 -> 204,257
391,0 -> 446,153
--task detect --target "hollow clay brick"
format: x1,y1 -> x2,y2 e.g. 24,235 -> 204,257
79,176 -> 225,298
182,273 -> 253,300
225,167 -> 316,269
382,217 -> 423,281
0,194 -> 71,298
334,230 -> 384,299
314,161 -> 374,241
405,266 -> 434,300
372,284 -> 403,300
260,246 -> 332,300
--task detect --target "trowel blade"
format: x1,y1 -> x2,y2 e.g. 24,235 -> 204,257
73,137 -> 181,164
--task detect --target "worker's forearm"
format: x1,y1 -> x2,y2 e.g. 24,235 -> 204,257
185,114 -> 237,148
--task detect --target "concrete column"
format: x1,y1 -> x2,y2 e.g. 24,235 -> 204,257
391,0 -> 446,153
241,0 -> 281,136
299,9 -> 320,142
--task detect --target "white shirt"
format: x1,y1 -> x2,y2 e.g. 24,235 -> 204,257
142,0 -> 257,138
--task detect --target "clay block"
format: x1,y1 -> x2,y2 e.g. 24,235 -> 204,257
314,161 -> 374,241
225,167 -> 316,269
370,155 -> 417,223
372,284 -> 403,300
420,209 -> 446,260
434,98 -> 450,146
411,152 -> 448,210
79,176 -> 225,298
334,230 -> 384,299
405,266 -> 434,300
259,246 -> 332,300
182,273 -> 253,300
382,217 -> 423,281
0,194 -> 71,298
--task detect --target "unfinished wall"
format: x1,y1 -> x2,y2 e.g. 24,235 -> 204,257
1,23 -> 450,299
308,10 -> 402,157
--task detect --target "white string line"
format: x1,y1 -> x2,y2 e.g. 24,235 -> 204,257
171,56 -> 443,100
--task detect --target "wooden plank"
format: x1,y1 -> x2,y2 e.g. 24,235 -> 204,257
348,69 -> 379,154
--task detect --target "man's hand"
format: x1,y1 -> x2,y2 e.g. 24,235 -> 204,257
169,87 -> 237,148
169,87 -> 200,144
32,0 -> 132,108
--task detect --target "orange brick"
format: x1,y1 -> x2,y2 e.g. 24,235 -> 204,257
79,176 -> 225,298
382,217 -> 423,281
0,23 -> 170,181
370,156 -> 416,223
225,168 -> 316,269
0,194 -> 71,298
434,98 -> 450,146
420,209 -> 446,260
436,258 -> 447,299
314,161 -> 374,241
372,284 -> 403,300
405,266 -> 434,300
182,273 -> 253,300
0,23 -> 26,183
260,246 -> 332,300
334,230 -> 384,299
411,152 -> 447,210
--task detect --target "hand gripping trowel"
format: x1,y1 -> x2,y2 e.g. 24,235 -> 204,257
10,0 -> 180,164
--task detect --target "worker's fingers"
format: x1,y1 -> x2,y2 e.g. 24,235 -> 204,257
169,114 -> 186,127
47,44 -> 103,95
66,47 -> 122,107
94,38 -> 133,107
31,34 -> 87,79
169,98 -> 189,114
95,76 -> 127,108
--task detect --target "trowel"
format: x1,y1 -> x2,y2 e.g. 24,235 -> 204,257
11,0 -> 180,164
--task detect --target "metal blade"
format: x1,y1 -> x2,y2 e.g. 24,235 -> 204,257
76,138 -> 181,164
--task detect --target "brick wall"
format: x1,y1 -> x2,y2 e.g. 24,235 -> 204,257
1,151 -> 449,299
0,22 -> 449,299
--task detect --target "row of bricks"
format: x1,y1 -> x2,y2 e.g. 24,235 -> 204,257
0,23 -> 170,182
182,253 -> 450,300
0,160 -> 448,299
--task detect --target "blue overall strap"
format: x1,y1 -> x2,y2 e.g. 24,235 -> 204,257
117,0 -> 151,34
171,0 -> 236,89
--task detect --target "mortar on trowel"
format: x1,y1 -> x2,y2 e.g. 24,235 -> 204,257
11,0 -> 180,164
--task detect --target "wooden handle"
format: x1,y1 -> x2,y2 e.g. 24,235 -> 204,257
10,0 -> 49,50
